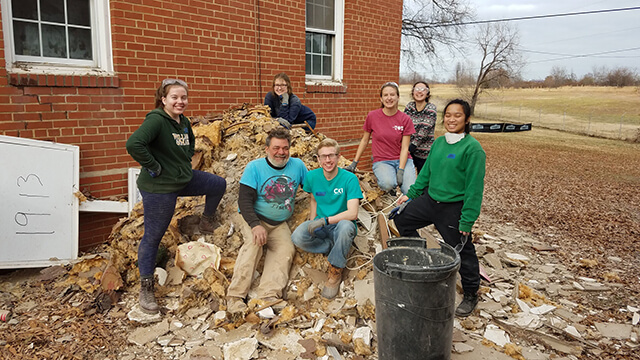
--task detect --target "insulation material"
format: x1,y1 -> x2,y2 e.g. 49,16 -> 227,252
175,241 -> 222,276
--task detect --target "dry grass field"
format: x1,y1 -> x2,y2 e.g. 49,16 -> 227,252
400,84 -> 640,141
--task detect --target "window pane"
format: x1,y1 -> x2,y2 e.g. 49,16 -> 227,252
13,0 -> 38,19
69,27 -> 92,59
42,24 -> 67,58
322,34 -> 331,55
306,53 -> 312,75
41,0 -> 65,23
306,0 -> 334,30
305,32 -> 312,53
312,55 -> 322,75
322,55 -> 332,75
13,20 -> 41,56
306,2 -> 313,28
68,0 -> 91,26
312,33 -> 322,53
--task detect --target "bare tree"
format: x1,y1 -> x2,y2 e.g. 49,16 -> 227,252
468,23 -> 523,115
401,0 -> 474,69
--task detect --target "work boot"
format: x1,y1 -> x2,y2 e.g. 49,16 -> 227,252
321,265 -> 343,299
226,296 -> 248,314
199,214 -> 218,234
139,277 -> 160,314
455,292 -> 479,317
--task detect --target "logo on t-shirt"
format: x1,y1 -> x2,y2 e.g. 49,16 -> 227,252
393,125 -> 404,132
447,153 -> 456,159
260,175 -> 297,213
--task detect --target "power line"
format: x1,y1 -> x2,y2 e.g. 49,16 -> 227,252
526,47 -> 640,64
434,6 -> 640,27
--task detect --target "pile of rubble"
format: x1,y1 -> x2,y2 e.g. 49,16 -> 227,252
1,104 -> 639,360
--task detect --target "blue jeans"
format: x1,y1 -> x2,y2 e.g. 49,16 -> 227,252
372,159 -> 417,195
291,220 -> 357,268
138,170 -> 226,277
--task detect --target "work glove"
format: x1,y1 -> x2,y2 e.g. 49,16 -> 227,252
308,217 -> 328,235
408,143 -> 417,154
396,168 -> 404,187
280,93 -> 289,106
276,117 -> 291,129
344,161 -> 358,173
146,164 -> 162,178
388,199 -> 411,220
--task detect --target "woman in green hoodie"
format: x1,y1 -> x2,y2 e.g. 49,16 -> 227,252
126,79 -> 226,314
393,99 -> 485,318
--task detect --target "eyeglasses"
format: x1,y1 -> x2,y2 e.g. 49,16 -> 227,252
162,78 -> 188,88
381,81 -> 399,89
274,84 -> 288,88
414,87 -> 429,92
317,153 -> 338,161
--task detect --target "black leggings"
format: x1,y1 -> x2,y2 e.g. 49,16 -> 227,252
393,193 -> 480,294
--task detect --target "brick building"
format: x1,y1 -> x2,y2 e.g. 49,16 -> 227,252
0,0 -> 403,248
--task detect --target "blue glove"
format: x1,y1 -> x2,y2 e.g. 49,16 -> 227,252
308,217 -> 328,235
396,168 -> 404,187
388,199 -> 411,220
146,165 -> 162,178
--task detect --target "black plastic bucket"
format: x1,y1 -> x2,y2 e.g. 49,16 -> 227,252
374,237 -> 461,360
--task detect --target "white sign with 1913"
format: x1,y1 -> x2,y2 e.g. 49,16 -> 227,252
0,135 -> 79,269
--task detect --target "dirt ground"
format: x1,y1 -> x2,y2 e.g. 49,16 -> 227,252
1,119 -> 639,359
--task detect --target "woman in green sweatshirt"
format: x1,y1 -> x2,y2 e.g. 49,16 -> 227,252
393,99 -> 486,318
126,79 -> 226,314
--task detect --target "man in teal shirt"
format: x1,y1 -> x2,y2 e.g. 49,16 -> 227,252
292,138 -> 363,299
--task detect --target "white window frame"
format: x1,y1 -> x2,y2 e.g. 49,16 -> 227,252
1,0 -> 114,76
305,0 -> 344,84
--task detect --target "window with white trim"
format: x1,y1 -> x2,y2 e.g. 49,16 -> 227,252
2,0 -> 113,74
305,0 -> 343,82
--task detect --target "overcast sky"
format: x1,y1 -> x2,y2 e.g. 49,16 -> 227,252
405,0 -> 640,81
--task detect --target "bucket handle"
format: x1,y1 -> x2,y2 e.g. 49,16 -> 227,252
385,262 -> 431,277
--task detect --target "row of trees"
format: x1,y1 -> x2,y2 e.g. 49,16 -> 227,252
541,66 -> 639,87
440,64 -> 640,88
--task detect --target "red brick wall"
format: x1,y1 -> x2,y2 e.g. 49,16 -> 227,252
0,0 -> 402,248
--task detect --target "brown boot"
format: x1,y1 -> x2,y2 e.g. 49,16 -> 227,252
199,214 -> 218,234
139,277 -> 160,314
321,265 -> 343,299
226,296 -> 248,314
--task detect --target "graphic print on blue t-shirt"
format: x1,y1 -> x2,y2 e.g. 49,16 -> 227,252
260,175 -> 297,213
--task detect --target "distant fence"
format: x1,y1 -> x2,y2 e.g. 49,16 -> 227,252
471,122 -> 532,133
472,102 -> 639,142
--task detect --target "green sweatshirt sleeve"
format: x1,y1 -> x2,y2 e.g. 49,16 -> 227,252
459,148 -> 486,232
126,115 -> 162,172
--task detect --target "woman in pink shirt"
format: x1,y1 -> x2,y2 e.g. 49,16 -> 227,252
346,82 -> 416,195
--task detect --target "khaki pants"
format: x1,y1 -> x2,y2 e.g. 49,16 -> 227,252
226,220 -> 295,299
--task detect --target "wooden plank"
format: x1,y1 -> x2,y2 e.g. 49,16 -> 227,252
378,213 -> 389,249
418,226 -> 442,249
